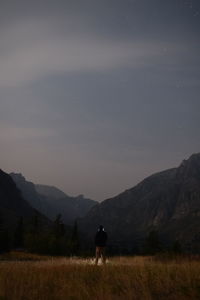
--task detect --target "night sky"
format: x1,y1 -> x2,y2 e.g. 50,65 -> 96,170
0,0 -> 200,201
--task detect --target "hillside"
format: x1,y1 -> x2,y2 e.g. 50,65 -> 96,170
35,185 -> 67,200
79,153 -> 200,252
0,170 -> 47,229
10,174 -> 97,224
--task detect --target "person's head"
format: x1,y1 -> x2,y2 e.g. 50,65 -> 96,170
98,225 -> 104,231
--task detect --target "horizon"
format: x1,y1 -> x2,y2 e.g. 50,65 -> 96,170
5,151 -> 199,202
0,0 -> 200,201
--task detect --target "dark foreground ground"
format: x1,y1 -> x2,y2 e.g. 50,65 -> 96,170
0,252 -> 200,300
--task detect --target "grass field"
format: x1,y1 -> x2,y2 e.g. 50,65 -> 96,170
0,253 -> 200,300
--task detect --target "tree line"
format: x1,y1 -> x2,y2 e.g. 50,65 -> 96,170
0,214 -> 187,256
0,214 -> 80,256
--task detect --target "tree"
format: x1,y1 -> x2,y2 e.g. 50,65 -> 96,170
172,240 -> 182,254
25,214 -> 41,253
53,214 -> 65,239
144,230 -> 162,255
31,214 -> 39,235
70,220 -> 80,256
50,214 -> 67,255
14,217 -> 24,249
0,214 -> 10,253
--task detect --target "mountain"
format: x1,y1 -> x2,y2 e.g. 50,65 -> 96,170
10,174 -> 97,224
0,170 -> 48,229
35,185 -> 98,224
35,185 -> 67,200
79,153 -> 200,252
10,173 -> 45,212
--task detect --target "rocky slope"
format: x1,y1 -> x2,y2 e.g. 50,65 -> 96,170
79,153 -> 200,252
0,170 -> 48,229
10,174 -> 97,224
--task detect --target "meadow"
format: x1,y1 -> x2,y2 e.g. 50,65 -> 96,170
0,253 -> 200,300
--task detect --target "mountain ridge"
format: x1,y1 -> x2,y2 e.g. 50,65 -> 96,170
0,169 -> 50,230
79,153 -> 200,252
10,173 -> 98,224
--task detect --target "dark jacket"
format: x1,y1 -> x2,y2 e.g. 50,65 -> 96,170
95,230 -> 107,247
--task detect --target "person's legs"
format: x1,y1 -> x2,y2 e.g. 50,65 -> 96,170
100,247 -> 106,264
95,247 -> 100,265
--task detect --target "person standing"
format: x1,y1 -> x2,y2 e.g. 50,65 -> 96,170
95,225 -> 107,265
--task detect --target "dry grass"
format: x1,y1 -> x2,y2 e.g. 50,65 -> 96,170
0,253 -> 200,300
0,251 -> 51,261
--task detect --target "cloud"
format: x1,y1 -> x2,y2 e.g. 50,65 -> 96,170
0,123 -> 56,143
0,19 -> 186,88
0,2 -> 199,201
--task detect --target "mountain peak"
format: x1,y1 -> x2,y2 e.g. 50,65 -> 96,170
79,152 -> 200,252
180,153 -> 200,166
10,173 -> 26,182
177,152 -> 200,180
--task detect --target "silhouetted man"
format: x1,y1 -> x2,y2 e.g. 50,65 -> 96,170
95,225 -> 107,265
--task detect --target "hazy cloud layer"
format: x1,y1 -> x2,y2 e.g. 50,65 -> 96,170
1,17 -> 194,87
0,0 -> 200,200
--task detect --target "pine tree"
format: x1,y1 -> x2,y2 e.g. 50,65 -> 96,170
32,214 -> 39,235
54,214 -> 65,238
0,214 -> 10,253
70,220 -> 80,256
144,230 -> 162,255
14,216 -> 24,249
51,214 -> 67,255
172,240 -> 182,254
25,214 -> 41,253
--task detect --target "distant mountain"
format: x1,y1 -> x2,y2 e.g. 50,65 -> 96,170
35,185 -> 98,224
0,170 -> 48,229
10,173 -> 45,212
79,153 -> 200,252
35,185 -> 67,200
10,174 -> 97,224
